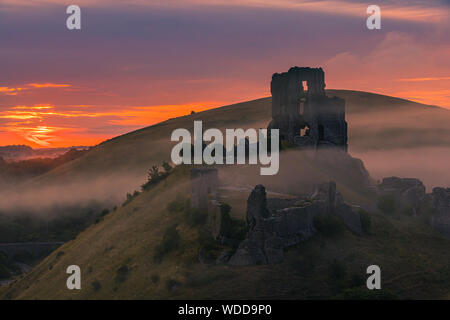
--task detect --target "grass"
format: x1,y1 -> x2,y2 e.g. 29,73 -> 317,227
2,163 -> 450,300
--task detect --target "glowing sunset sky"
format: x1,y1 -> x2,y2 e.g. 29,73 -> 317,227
0,0 -> 449,147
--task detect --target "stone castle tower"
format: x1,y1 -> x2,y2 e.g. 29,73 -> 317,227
268,67 -> 348,151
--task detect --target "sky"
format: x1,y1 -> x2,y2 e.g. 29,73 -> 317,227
0,0 -> 449,148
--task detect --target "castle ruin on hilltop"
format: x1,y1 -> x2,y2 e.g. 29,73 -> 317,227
268,67 -> 348,151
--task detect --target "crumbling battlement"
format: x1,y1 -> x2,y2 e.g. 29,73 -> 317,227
268,67 -> 348,151
228,182 -> 363,265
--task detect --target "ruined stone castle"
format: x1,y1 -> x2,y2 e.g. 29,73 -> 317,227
186,67 -> 450,266
268,67 -> 348,151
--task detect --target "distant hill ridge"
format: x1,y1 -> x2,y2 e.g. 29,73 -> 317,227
0,145 -> 90,161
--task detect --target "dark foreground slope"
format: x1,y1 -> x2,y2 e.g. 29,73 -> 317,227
2,162 -> 450,300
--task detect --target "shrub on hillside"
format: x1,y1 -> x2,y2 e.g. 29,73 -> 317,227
197,229 -> 222,263
151,274 -> 160,284
165,279 -> 181,293
377,194 -> 397,214
313,213 -> 345,237
153,225 -> 181,262
167,196 -> 189,213
329,259 -> 347,281
219,203 -> 246,242
115,265 -> 129,283
141,161 -> 172,191
100,209 -> 110,217
359,209 -> 371,233
0,252 -> 19,279
91,280 -> 101,291
162,161 -> 172,174
184,208 -> 208,227
122,191 -> 140,207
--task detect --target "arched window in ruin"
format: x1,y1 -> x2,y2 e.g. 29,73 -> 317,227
299,81 -> 308,114
302,80 -> 308,92
300,124 -> 310,137
318,124 -> 325,140
299,98 -> 306,114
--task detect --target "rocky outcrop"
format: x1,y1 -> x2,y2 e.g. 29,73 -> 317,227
378,176 -> 426,215
246,184 -> 270,229
207,199 -> 222,240
430,188 -> 450,238
376,176 -> 450,238
228,185 -> 282,265
229,188 -> 324,266
228,182 -> 364,266
379,177 -> 425,195
312,182 -> 364,235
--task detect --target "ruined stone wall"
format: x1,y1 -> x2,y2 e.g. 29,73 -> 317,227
431,187 -> 450,238
228,183 -> 363,265
305,96 -> 347,149
271,67 -> 325,118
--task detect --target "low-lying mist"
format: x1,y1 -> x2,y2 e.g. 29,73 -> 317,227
353,146 -> 450,192
0,172 -> 145,215
1,100 -> 449,220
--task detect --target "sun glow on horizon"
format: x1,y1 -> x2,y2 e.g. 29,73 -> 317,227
0,102 -> 222,148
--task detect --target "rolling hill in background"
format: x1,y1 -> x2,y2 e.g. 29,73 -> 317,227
1,90 -> 450,299
7,89 -> 449,213
0,145 -> 89,161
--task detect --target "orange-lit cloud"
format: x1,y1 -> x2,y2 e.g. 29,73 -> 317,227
0,83 -> 72,96
397,77 -> 450,82
0,87 -> 25,95
0,105 -> 104,121
7,125 -> 66,147
27,83 -> 71,88
13,105 -> 54,110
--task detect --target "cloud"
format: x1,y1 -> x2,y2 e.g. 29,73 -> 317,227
27,83 -> 71,88
1,0 -> 448,24
0,86 -> 25,95
0,102 -> 219,147
324,32 -> 450,108
396,77 -> 450,82
0,83 -> 71,96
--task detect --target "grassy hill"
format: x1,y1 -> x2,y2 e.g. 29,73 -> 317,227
1,90 -> 450,299
3,164 -> 450,300
13,90 -> 450,208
